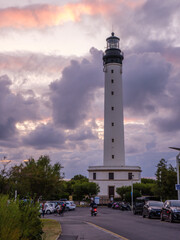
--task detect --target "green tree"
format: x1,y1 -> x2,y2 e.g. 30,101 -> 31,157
9,155 -> 63,200
141,178 -> 156,184
0,160 -> 11,194
72,181 -> 99,200
154,158 -> 177,200
64,175 -> 99,201
71,174 -> 88,182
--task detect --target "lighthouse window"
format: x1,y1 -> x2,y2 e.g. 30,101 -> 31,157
111,70 -> 114,73
112,155 -> 114,159
93,172 -> 96,180
111,91 -> 114,95
112,122 -> 114,126
109,172 -> 114,180
111,107 -> 114,110
111,79 -> 114,83
112,138 -> 114,142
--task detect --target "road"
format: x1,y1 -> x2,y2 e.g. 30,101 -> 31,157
46,207 -> 180,240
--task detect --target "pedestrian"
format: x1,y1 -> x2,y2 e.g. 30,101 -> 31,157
42,202 -> 45,218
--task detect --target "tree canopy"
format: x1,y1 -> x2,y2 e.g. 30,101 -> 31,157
116,158 -> 178,202
154,158 -> 177,200
8,155 -> 64,200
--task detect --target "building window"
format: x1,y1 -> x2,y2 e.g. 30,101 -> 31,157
112,138 -> 114,142
112,122 -> 114,126
128,172 -> 133,180
111,79 -> 114,83
111,91 -> 114,95
112,155 -> 114,159
109,172 -> 114,180
93,172 -> 96,180
111,70 -> 114,73
111,107 -> 114,111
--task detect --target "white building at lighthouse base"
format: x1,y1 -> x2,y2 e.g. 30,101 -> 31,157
88,165 -> 141,201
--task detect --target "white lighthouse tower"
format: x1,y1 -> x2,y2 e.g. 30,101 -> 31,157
103,32 -> 125,167
88,33 -> 141,202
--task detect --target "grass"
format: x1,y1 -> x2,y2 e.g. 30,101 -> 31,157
41,219 -> 61,240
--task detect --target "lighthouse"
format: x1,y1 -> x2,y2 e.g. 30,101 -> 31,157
103,32 -> 125,167
88,33 -> 141,202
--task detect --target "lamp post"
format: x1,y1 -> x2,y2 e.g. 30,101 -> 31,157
131,174 -> 134,211
176,153 -> 180,200
169,147 -> 180,200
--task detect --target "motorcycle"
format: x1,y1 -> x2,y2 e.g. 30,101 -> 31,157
91,205 -> 98,216
119,202 -> 131,211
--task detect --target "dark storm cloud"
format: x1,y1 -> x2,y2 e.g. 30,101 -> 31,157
0,75 -> 40,141
0,118 -> 16,140
49,47 -> 103,129
152,113 -> 180,133
22,123 -> 66,149
140,0 -> 180,28
123,52 -> 171,114
67,126 -> 97,142
150,72 -> 180,133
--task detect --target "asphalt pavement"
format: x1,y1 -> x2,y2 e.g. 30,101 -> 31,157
45,208 -> 126,240
45,207 -> 180,240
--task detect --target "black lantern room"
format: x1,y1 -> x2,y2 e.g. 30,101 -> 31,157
103,32 -> 124,65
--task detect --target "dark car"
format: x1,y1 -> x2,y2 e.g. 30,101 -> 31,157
160,200 -> 180,223
142,201 -> 163,219
133,196 -> 160,215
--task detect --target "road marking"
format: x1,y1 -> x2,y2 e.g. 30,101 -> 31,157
86,221 -> 129,240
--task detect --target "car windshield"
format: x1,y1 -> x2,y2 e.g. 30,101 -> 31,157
170,200 -> 180,207
149,201 -> 163,207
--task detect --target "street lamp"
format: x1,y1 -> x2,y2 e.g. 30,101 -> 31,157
169,147 -> 180,200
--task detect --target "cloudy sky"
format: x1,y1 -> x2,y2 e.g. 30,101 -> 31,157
0,0 -> 180,179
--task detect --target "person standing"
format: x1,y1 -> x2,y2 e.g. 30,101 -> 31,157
42,202 -> 45,218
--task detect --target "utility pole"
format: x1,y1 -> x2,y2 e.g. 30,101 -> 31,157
176,153 -> 180,200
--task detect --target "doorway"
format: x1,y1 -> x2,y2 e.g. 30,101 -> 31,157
108,186 -> 115,200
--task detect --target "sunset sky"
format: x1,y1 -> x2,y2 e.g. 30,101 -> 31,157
0,0 -> 180,178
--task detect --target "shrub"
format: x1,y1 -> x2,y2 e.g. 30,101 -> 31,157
0,195 -> 21,240
0,195 -> 43,240
19,200 -> 43,240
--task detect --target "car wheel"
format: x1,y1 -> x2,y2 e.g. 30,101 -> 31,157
46,210 -> 51,214
169,213 -> 174,223
160,213 -> 164,221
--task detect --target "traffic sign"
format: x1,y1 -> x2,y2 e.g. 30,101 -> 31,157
175,184 -> 180,190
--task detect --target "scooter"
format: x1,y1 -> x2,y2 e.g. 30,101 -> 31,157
91,206 -> 97,216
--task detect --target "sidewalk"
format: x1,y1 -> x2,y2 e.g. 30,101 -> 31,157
58,218 -> 125,240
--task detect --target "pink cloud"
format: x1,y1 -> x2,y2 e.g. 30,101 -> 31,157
0,1 -> 144,29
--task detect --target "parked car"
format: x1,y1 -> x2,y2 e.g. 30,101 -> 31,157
65,201 -> 76,210
45,202 -> 56,214
160,200 -> 180,222
39,202 -> 56,215
133,196 -> 160,215
142,201 -> 163,218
